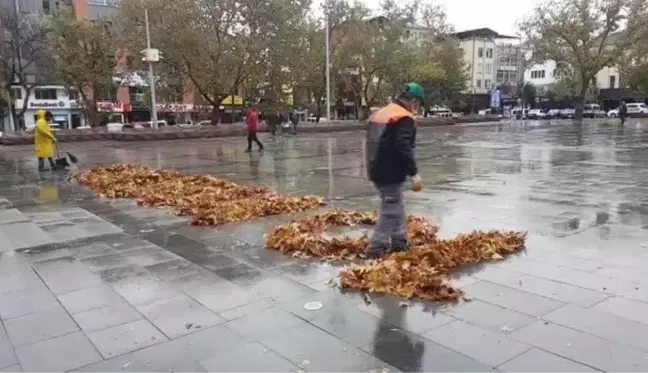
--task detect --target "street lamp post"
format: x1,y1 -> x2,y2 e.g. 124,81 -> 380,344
325,0 -> 331,122
144,9 -> 158,129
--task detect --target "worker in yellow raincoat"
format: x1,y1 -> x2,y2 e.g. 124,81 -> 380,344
34,110 -> 58,171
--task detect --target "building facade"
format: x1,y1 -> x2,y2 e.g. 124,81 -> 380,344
524,60 -> 620,90
451,28 -> 520,95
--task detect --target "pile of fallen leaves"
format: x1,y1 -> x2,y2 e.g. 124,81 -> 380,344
266,210 -> 526,301
265,210 -> 439,259
74,164 -> 325,225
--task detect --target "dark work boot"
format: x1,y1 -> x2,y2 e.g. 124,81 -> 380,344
389,237 -> 408,253
366,246 -> 387,259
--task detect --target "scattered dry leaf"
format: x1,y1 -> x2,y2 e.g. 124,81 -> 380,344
74,164 -> 325,225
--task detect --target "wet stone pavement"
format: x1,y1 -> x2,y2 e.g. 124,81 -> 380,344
1,119 -> 648,371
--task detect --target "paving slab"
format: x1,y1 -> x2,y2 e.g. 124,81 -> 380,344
1,120 -> 648,371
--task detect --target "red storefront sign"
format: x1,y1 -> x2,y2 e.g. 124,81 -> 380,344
97,101 -> 131,113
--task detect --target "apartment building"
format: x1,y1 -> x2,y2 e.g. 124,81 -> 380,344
451,28 -> 520,95
524,60 -> 621,91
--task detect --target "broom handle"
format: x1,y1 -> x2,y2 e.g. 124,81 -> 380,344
55,142 -> 60,159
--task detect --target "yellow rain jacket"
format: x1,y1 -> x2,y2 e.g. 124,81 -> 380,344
34,110 -> 56,158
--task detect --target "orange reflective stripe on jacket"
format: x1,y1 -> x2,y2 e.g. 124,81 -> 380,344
368,103 -> 413,125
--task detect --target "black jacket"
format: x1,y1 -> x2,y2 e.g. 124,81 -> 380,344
365,102 -> 418,185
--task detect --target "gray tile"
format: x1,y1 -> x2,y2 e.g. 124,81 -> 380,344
72,303 -> 143,333
67,243 -> 115,260
0,288 -> 58,320
4,306 -> 79,347
136,295 -> 225,338
512,321 -> 648,372
132,325 -> 248,369
32,257 -> 102,294
461,281 -> 565,317
442,299 -> 537,332
186,281 -> 263,313
81,253 -> 130,272
0,222 -> 53,249
0,209 -> 28,225
219,298 -> 278,321
199,342 -> 297,372
144,259 -> 204,281
58,285 -> 124,314
111,276 -> 180,306
0,341 -> 17,369
544,304 -> 648,350
226,307 -> 306,339
259,323 -> 393,372
477,269 -> 608,305
357,297 -> 455,334
423,321 -> 530,366
498,348 -> 598,372
243,276 -> 314,303
0,364 -> 21,372
593,296 -> 648,325
70,353 -> 146,372
15,332 -> 101,372
123,246 -> 179,267
87,319 -> 167,358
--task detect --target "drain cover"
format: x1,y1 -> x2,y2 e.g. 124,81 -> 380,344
303,301 -> 323,311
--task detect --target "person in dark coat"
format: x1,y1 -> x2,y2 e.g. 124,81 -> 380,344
365,82 -> 424,259
619,100 -> 628,125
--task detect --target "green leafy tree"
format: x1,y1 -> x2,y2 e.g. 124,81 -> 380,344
45,7 -> 132,126
519,0 -> 648,120
121,0 -> 309,125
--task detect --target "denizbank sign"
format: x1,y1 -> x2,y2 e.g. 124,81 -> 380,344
28,101 -> 70,109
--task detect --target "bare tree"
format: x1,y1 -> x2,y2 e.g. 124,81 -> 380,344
519,0 -> 648,120
1,8 -> 51,130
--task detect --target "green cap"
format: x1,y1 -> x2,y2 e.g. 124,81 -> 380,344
406,82 -> 424,103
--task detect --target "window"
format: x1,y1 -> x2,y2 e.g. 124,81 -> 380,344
42,0 -> 50,12
485,64 -> 492,74
496,71 -> 504,83
485,79 -> 491,89
476,79 -> 482,88
478,47 -> 483,58
477,63 -> 483,73
34,88 -> 57,100
609,75 -> 616,88
68,90 -> 80,100
11,88 -> 22,99
530,70 -> 546,79
486,48 -> 493,58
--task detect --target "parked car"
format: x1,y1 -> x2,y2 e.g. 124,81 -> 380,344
527,109 -> 546,119
26,123 -> 61,132
559,108 -> 576,119
428,107 -> 456,118
511,108 -> 529,119
627,103 -> 648,115
583,104 -> 605,118
607,108 -> 619,117
545,109 -> 562,119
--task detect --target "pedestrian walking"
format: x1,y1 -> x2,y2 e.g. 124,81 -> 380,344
34,110 -> 58,171
619,100 -> 628,125
290,109 -> 299,135
365,82 -> 424,259
244,106 -> 263,152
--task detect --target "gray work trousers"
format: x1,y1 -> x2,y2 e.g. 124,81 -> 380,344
369,183 -> 407,251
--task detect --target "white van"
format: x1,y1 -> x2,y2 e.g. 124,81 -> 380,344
583,104 -> 605,118
627,103 -> 648,115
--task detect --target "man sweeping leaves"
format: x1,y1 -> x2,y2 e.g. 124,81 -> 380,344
365,82 -> 424,259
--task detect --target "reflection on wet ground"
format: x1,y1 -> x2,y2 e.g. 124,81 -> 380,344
1,119 -> 648,371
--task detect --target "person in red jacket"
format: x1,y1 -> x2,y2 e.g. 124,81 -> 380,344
245,106 -> 264,152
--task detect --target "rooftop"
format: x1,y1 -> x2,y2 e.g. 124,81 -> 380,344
451,27 -> 518,40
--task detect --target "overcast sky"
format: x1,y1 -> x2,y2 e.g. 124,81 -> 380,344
317,0 -> 540,36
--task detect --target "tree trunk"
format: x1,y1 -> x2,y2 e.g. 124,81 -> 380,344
85,100 -> 100,127
210,106 -> 220,126
573,79 -> 589,121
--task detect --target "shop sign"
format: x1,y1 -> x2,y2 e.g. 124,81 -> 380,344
156,103 -> 193,112
29,100 -> 68,109
97,101 -> 131,113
